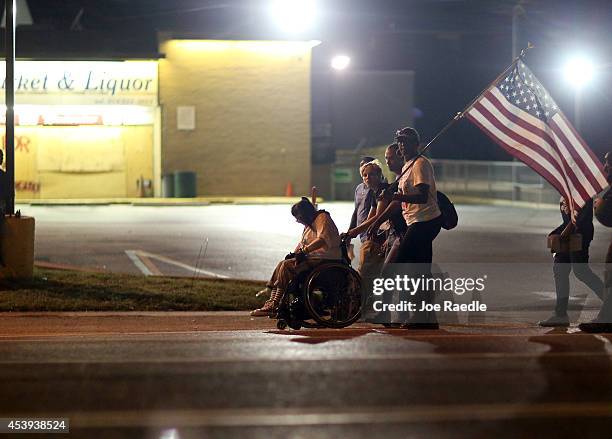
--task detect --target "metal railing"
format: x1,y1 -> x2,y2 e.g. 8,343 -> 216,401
431,159 -> 560,205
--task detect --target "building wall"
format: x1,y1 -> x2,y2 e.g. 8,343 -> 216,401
159,40 -> 313,196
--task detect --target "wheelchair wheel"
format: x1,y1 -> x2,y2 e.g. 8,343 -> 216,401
303,262 -> 362,328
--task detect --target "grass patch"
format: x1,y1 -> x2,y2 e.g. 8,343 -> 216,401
0,269 -> 266,311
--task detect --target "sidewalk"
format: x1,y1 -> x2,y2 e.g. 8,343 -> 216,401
0,311 -> 560,339
0,312 -> 277,337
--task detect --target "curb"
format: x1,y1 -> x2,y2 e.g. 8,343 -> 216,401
16,196 -> 324,207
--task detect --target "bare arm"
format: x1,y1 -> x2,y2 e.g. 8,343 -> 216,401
349,205 -> 358,230
366,200 -> 402,238
347,198 -> 389,238
301,237 -> 326,254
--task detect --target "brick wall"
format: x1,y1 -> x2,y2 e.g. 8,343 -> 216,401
159,40 -> 312,196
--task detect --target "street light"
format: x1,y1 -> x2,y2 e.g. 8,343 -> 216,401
331,54 -> 350,71
564,57 -> 594,88
269,0 -> 317,34
563,56 -> 595,131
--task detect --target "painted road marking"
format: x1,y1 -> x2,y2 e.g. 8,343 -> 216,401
137,253 -> 164,276
124,250 -> 228,278
124,250 -> 153,276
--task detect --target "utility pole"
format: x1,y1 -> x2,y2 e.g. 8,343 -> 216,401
0,0 -> 35,281
4,0 -> 15,215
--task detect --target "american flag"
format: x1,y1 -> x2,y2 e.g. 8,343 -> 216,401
466,60 -> 608,213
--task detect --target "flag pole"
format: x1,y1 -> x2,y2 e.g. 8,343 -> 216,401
384,43 -> 535,195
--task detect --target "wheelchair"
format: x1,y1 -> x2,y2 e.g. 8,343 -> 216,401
273,241 -> 362,330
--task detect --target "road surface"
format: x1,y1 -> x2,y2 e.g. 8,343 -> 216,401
1,316 -> 611,438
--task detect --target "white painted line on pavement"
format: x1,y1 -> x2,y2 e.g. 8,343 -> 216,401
124,249 -> 228,278
137,253 -> 164,276
125,250 -> 153,276
137,250 -> 228,278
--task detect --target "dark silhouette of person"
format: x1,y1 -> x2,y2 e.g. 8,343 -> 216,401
539,196 -> 604,327
580,151 -> 612,332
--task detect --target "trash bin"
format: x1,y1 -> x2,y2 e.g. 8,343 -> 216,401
162,174 -> 175,198
174,171 -> 197,198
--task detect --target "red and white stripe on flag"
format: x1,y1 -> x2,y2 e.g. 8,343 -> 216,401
466,85 -> 608,213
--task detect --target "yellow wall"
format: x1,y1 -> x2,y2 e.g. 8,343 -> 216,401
12,125 -> 153,199
159,40 -> 313,196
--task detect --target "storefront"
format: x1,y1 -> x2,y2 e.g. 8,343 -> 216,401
1,39 -> 315,199
2,60 -> 160,199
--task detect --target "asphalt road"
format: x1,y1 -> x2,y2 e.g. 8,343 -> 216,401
5,203 -> 612,438
22,202 -> 612,320
1,324 -> 612,438
23,202 -> 612,277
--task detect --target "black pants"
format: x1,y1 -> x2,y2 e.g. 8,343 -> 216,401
396,215 -> 443,323
595,241 -> 612,322
553,244 -> 604,316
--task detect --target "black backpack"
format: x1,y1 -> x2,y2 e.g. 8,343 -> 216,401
437,191 -> 458,230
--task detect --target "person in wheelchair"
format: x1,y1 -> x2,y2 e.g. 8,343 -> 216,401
251,197 -> 342,317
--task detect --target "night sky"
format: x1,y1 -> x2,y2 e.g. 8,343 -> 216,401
13,0 -> 612,160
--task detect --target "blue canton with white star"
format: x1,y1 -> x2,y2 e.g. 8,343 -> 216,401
496,61 -> 560,122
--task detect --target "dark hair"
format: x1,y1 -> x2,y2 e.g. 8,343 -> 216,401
359,156 -> 376,167
395,127 -> 420,147
291,197 -> 316,219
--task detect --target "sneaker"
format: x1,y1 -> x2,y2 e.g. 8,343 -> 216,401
538,314 -> 570,327
250,299 -> 277,317
578,320 -> 612,333
255,287 -> 272,298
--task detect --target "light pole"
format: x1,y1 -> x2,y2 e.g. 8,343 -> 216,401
328,54 -> 351,200
563,56 -> 594,131
3,0 -> 15,215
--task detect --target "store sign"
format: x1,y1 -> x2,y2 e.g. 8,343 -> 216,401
333,168 -> 354,184
0,61 -> 158,106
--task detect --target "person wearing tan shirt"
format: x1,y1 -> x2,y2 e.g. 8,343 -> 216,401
251,197 -> 342,317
